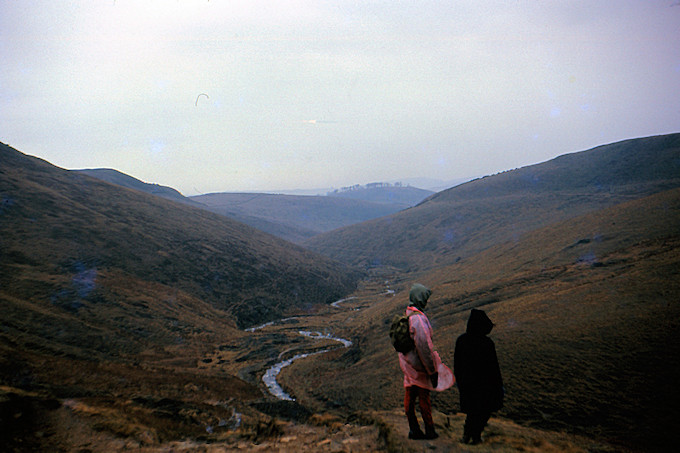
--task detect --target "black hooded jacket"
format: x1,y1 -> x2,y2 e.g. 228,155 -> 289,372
454,309 -> 504,414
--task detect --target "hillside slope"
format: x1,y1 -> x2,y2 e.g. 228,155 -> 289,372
75,169 -> 331,243
0,143 -> 361,354
73,168 -> 193,204
191,192 -> 408,243
305,134 -> 680,271
284,187 -> 680,452
0,142 -> 368,450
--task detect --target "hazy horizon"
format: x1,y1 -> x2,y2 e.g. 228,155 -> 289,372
2,1 -> 679,195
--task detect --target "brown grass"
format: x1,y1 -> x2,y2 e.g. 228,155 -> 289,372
281,189 -> 680,452
3,137 -> 679,451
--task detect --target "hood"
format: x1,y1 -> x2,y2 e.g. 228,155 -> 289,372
466,309 -> 494,335
409,283 -> 432,310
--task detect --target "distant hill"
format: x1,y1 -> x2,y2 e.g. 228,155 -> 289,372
190,192 -> 410,243
74,170 -> 421,244
326,183 -> 433,206
305,133 -> 680,271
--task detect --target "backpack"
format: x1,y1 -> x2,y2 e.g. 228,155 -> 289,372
389,313 -> 415,353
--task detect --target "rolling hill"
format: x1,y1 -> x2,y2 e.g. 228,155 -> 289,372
3,134 -> 679,452
190,191 -> 413,243
327,183 -> 433,206
73,170 -> 430,244
305,134 -> 680,272
0,142 -> 369,451
0,142 -> 362,357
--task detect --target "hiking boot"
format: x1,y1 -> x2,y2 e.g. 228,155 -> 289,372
424,426 -> 439,439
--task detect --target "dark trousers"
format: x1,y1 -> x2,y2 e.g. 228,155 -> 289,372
404,386 -> 433,432
464,412 -> 490,441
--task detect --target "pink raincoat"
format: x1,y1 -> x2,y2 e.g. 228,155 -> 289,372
398,306 -> 454,391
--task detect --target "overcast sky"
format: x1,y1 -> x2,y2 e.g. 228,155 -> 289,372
2,1 -> 679,195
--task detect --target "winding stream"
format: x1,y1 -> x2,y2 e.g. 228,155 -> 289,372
330,296 -> 356,308
262,330 -> 352,401
244,316 -> 299,332
246,304 -> 355,401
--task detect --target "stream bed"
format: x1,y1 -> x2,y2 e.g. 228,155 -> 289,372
261,330 -> 352,401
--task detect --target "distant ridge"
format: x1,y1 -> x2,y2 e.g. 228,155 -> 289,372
74,169 -> 426,244
327,182 -> 433,206
190,191 -> 412,243
305,133 -> 680,270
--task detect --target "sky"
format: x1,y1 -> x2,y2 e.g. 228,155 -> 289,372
1,1 -> 679,195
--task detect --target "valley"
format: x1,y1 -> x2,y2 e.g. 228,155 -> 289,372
2,135 -> 679,452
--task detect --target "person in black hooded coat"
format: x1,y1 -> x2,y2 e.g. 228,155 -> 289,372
454,309 -> 504,444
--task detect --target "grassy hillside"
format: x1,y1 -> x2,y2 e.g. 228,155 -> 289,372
74,168 -> 193,204
2,135 -> 678,452
0,142 -> 368,450
191,192 -> 409,243
0,143 -> 361,344
282,187 -> 680,452
305,134 -> 680,271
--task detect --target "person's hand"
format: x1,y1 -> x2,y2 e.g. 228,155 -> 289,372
430,372 -> 439,388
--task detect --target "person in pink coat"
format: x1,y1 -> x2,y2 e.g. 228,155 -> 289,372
398,283 -> 454,439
